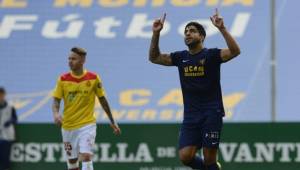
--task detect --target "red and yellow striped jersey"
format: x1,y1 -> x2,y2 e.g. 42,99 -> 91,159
52,70 -> 105,130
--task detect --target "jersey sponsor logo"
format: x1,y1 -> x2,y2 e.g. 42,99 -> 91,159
67,90 -> 89,102
183,65 -> 205,77
67,91 -> 77,102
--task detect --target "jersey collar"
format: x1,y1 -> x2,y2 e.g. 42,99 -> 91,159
70,69 -> 87,79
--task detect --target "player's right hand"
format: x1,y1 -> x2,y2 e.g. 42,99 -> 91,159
152,13 -> 166,33
210,8 -> 225,30
54,114 -> 62,127
110,123 -> 121,135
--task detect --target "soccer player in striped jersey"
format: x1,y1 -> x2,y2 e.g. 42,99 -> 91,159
149,9 -> 240,170
52,47 -> 121,170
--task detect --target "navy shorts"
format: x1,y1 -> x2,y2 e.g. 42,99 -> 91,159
178,110 -> 223,149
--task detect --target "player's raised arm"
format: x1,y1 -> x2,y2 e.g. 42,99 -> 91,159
210,8 -> 241,62
149,13 -> 173,66
98,96 -> 121,135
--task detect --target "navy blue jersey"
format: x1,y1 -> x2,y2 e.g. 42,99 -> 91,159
171,48 -> 225,116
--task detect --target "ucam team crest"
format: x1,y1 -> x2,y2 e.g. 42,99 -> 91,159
199,58 -> 206,65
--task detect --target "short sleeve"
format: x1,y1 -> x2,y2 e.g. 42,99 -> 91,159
170,51 -> 182,66
209,48 -> 222,64
52,77 -> 63,99
95,75 -> 105,97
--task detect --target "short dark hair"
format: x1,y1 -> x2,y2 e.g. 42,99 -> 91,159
185,22 -> 206,38
0,87 -> 6,94
71,47 -> 87,57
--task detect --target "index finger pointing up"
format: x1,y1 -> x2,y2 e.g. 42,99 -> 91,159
160,13 -> 166,24
215,8 -> 219,16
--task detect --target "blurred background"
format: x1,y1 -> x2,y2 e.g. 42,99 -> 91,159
0,0 -> 299,169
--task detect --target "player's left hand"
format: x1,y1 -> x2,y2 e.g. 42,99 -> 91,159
110,123 -> 121,135
210,8 -> 225,30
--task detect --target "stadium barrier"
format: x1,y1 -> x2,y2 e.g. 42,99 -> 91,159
11,123 -> 300,170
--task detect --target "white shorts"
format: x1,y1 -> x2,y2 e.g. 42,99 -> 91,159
61,124 -> 96,159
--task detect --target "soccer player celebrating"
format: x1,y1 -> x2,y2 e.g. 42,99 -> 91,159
52,47 -> 121,170
149,9 -> 241,170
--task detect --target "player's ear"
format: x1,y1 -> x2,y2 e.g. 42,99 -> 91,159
200,34 -> 205,43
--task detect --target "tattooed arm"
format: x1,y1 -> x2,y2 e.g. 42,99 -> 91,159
149,13 -> 173,66
98,96 -> 121,135
52,97 -> 62,126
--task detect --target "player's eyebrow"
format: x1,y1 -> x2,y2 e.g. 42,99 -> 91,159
184,27 -> 197,34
